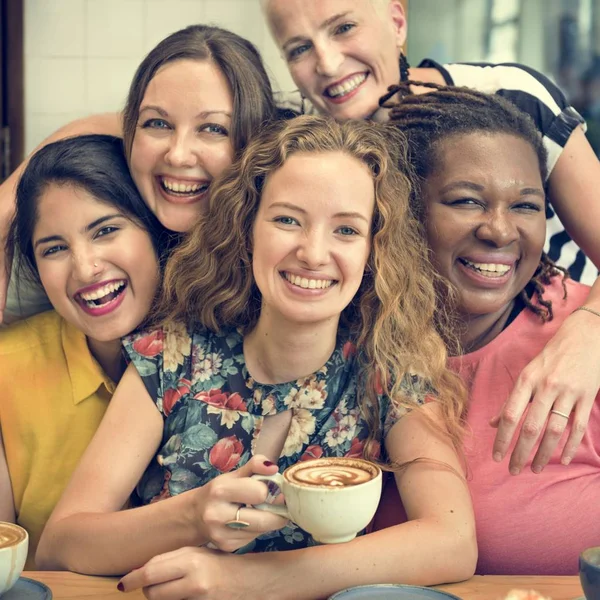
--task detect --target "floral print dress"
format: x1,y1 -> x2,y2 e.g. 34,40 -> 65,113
123,322 -> 424,552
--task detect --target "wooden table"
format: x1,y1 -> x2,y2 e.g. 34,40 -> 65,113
22,571 -> 585,600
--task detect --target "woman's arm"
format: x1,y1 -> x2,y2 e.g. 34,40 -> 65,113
0,430 -> 15,523
0,112 -> 122,323
492,127 -> 600,474
37,363 -> 286,575
118,404 -> 477,600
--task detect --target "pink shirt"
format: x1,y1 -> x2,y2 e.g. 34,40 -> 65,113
375,278 -> 600,574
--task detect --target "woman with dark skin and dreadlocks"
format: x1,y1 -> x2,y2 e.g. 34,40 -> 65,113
375,85 -> 600,576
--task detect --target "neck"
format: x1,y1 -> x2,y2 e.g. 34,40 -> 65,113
86,337 -> 125,383
457,301 -> 515,354
244,310 -> 340,384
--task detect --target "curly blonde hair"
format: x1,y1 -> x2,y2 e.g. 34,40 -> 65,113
156,115 -> 467,460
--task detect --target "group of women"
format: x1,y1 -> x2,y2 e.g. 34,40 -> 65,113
0,1 -> 598,599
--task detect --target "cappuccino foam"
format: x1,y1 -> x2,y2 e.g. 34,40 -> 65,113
0,523 -> 27,550
287,463 -> 374,487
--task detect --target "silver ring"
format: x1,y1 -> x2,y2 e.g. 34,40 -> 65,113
550,409 -> 570,419
225,505 -> 250,530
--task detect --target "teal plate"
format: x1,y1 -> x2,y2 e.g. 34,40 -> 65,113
3,576 -> 52,599
329,584 -> 462,599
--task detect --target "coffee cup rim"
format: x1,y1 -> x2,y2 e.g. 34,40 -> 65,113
284,457 -> 382,488
0,521 -> 29,549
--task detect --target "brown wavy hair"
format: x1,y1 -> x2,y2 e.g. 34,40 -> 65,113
122,25 -> 278,161
155,115 -> 468,461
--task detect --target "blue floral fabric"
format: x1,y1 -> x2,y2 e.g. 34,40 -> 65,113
123,322 -> 423,552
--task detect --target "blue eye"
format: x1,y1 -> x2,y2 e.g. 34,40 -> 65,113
287,43 -> 311,60
200,123 -> 229,136
337,226 -> 358,236
335,22 -> 356,35
142,118 -> 170,130
274,216 -> 299,226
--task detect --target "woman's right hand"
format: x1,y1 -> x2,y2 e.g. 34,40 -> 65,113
193,454 -> 288,553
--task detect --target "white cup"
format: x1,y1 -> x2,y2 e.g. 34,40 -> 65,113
0,522 -> 28,595
254,457 -> 382,544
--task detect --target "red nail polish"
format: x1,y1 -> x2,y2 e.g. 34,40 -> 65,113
263,460 -> 275,467
117,582 -> 124,592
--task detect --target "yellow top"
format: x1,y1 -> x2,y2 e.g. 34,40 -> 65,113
0,311 -> 114,568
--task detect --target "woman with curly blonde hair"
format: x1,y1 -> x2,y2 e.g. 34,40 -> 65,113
39,116 -> 476,599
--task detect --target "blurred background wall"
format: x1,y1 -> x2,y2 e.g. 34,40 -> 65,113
22,0 -> 293,155
7,0 -> 600,164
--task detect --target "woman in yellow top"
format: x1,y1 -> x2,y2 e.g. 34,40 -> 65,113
0,134 -> 172,567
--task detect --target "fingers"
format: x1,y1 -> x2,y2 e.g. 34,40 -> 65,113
119,548 -> 205,598
232,454 -> 278,479
508,391 -> 591,474
215,475 -> 277,507
491,379 -> 534,463
527,404 -> 573,473
559,399 -> 593,466
227,505 -> 288,533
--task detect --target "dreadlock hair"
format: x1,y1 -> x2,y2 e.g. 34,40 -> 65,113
382,81 -> 568,324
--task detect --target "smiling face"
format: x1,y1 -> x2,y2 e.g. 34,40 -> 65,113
129,58 -> 235,232
423,132 -> 547,322
33,184 -> 160,344
265,0 -> 405,121
252,151 -> 374,328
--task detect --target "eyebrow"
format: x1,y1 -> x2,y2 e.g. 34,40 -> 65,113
282,11 -> 352,51
268,202 -> 370,223
34,214 -> 125,249
439,181 -> 545,198
138,105 -> 232,120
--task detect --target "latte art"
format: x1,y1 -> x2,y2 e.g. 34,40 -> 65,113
0,523 -> 27,550
287,463 -> 375,488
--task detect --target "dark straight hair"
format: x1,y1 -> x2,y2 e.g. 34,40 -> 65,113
8,134 -> 176,285
122,24 -> 279,160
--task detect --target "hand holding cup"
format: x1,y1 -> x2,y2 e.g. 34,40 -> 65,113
253,457 -> 382,544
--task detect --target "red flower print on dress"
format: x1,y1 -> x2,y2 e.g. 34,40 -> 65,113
345,437 -> 365,458
194,389 -> 247,411
342,341 -> 357,361
163,379 -> 191,416
300,445 -> 323,461
133,330 -> 164,357
209,436 -> 243,472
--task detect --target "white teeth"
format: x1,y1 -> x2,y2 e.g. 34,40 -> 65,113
462,259 -> 511,276
161,178 -> 207,194
284,273 -> 334,289
80,280 -> 126,302
327,74 -> 367,98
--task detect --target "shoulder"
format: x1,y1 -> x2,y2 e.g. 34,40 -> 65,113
0,310 -> 62,356
441,61 -> 569,107
537,276 -> 591,316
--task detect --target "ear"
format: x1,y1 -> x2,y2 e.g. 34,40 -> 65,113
388,0 -> 408,50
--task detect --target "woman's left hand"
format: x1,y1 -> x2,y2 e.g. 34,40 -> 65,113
118,546 -> 260,600
490,308 -> 600,474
